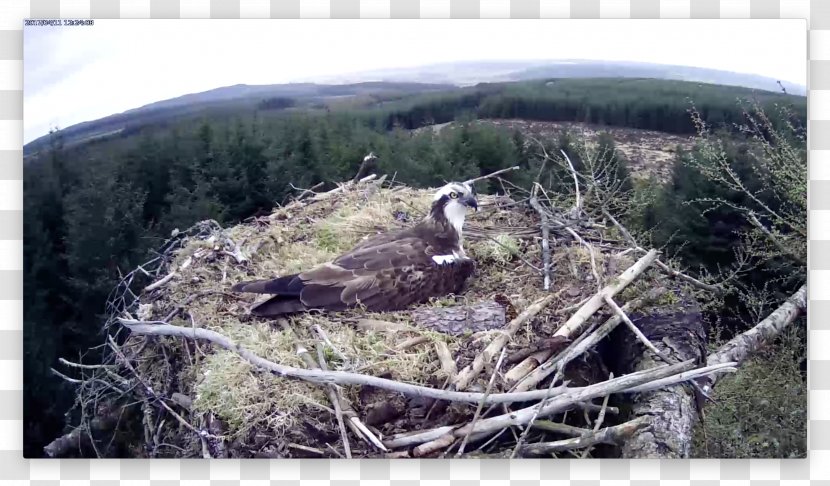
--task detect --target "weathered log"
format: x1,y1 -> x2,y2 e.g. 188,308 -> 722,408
611,283 -> 806,458
608,289 -> 707,458
410,301 -> 506,335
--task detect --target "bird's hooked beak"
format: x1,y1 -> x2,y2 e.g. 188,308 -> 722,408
460,194 -> 478,212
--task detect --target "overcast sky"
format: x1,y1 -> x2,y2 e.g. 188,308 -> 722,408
23,18 -> 806,144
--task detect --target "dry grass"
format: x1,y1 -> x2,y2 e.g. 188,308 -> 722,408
130,180 -> 667,455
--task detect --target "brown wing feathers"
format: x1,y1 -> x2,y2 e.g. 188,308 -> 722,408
230,274 -> 304,295
232,189 -> 476,317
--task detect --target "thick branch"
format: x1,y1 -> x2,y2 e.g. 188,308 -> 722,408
144,271 -> 177,292
513,288 -> 665,393
453,293 -> 558,390
119,318 -> 578,405
506,249 -> 659,388
704,283 -> 807,389
529,195 -> 553,291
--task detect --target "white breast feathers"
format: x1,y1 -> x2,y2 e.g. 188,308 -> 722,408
432,254 -> 456,265
432,251 -> 467,265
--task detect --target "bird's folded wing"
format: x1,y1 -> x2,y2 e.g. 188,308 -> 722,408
297,237 -> 439,309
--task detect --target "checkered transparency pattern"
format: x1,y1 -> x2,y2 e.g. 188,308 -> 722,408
0,0 -> 824,484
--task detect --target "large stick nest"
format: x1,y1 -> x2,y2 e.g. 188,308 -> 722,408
50,176 -> 710,459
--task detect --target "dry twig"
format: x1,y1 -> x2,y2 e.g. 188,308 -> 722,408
277,319 -> 360,456
434,341 -> 458,381
580,372 -> 613,458
529,193 -> 553,291
521,416 -> 650,457
603,295 -> 672,362
453,292 -> 560,390
561,149 -> 582,215
506,250 -> 659,388
144,271 -> 177,292
601,208 -> 721,293
456,348 -> 507,457
464,166 -> 520,185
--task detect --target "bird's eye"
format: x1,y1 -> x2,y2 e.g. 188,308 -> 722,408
449,192 -> 459,199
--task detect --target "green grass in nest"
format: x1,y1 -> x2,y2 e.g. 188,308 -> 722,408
137,183 -> 676,449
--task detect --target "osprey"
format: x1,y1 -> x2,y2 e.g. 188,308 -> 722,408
231,182 -> 479,316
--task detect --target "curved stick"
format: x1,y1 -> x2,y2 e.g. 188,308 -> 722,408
119,318 -> 570,405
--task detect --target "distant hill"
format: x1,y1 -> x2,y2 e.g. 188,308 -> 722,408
23,81 -> 456,157
25,60 -> 805,157
302,60 -> 805,96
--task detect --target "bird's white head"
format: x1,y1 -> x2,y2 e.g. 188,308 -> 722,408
430,182 -> 478,236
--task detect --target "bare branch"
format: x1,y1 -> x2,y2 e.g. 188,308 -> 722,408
506,249 -> 659,388
623,362 -> 737,394
144,271 -> 177,292
529,194 -> 553,291
704,283 -> 807,390
561,149 -> 582,214
457,348 -> 507,456
120,318 -> 580,406
277,319 -> 373,454
51,368 -> 82,384
58,358 -> 117,370
521,416 -> 650,457
747,212 -> 805,265
603,295 -> 672,362
580,372 -> 613,458
464,166 -> 520,186
454,292 -> 560,390
601,208 -> 721,294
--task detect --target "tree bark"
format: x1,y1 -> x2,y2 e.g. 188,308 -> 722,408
609,290 -> 707,458
611,283 -> 806,458
410,301 -> 506,336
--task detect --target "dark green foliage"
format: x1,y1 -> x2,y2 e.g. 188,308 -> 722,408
693,323 -> 807,458
258,97 -> 295,110
23,77 -> 806,457
370,78 -> 804,135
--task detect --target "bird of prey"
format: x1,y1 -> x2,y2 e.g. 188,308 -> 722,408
231,182 -> 479,316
